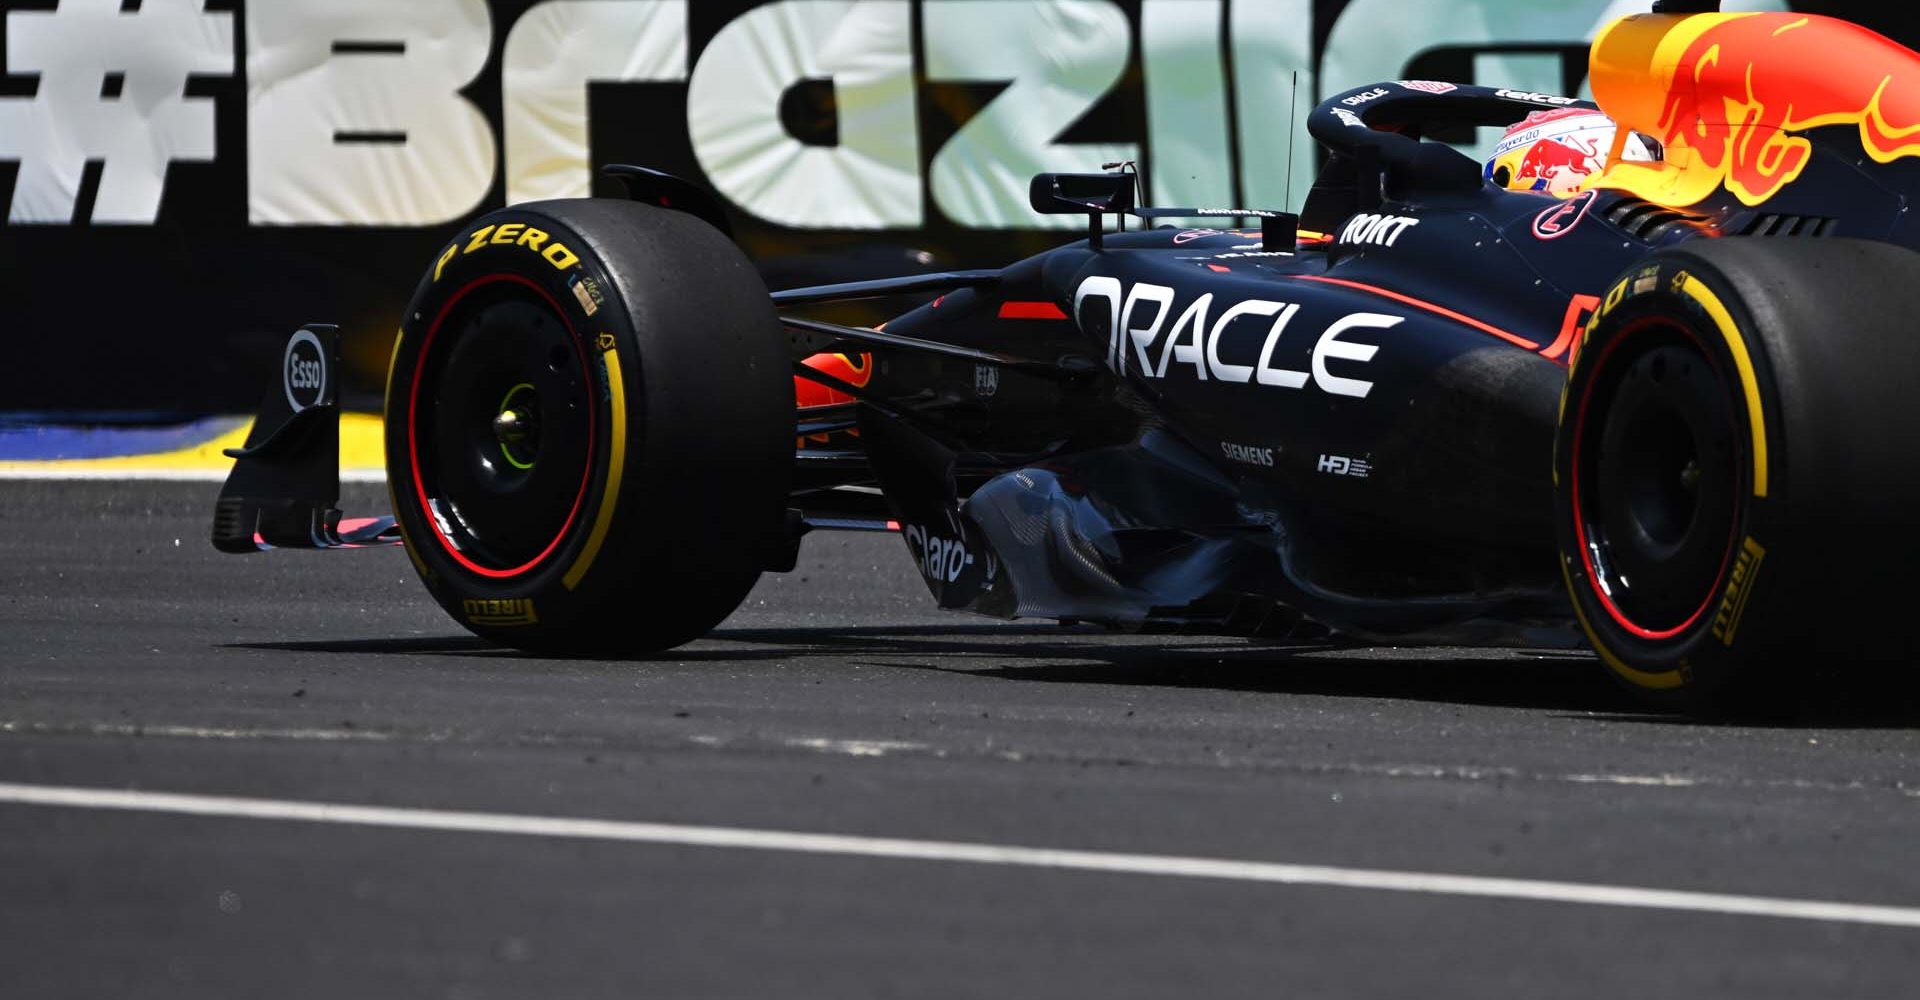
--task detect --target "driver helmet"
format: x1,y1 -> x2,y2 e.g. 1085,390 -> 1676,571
1485,108 -> 1658,198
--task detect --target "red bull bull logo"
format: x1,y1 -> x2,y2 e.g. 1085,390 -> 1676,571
795,351 -> 873,446
1489,108 -> 1620,197
1517,137 -> 1603,194
1591,11 -> 1920,207
796,351 -> 872,406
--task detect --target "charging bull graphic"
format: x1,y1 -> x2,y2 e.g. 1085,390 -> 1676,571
1517,136 -> 1604,196
1638,12 -> 1920,206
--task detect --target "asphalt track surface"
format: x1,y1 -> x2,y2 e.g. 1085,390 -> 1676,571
4,481 -> 1919,998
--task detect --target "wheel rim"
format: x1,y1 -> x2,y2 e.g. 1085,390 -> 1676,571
408,274 -> 596,578
1571,319 -> 1742,639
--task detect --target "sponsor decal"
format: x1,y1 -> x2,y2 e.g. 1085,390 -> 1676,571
1220,442 -> 1275,467
1341,87 -> 1390,107
463,597 -> 539,627
1546,293 -> 1602,364
1598,265 -> 1665,324
1514,136 -> 1606,196
1317,453 -> 1373,478
569,274 -> 604,317
1337,213 -> 1420,248
433,223 -> 580,282
1648,13 -> 1920,208
1532,190 -> 1596,240
1173,229 -> 1223,244
974,364 -> 1000,398
1331,107 -> 1368,129
903,523 -> 975,585
1711,537 -> 1766,646
1598,281 -> 1627,322
1397,80 -> 1458,94
282,329 -> 328,414
791,351 -> 875,412
1496,89 -> 1578,106
1074,278 -> 1399,399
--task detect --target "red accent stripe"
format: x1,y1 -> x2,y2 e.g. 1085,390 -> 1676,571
1292,275 -> 1541,351
409,273 -> 595,580
998,301 -> 1068,320
1543,293 -> 1603,364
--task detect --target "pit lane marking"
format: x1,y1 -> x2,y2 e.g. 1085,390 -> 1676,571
3,780 -> 1919,929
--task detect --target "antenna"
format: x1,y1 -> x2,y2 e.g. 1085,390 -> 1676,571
1284,70 -> 1299,214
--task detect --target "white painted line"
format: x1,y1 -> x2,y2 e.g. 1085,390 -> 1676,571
1564,772 -> 1699,788
786,737 -> 929,758
0,469 -> 386,483
0,721 -> 407,743
2,781 -> 1917,928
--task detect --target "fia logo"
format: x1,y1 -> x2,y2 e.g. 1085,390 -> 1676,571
974,364 -> 1000,399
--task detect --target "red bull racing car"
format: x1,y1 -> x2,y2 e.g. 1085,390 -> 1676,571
214,2 -> 1920,713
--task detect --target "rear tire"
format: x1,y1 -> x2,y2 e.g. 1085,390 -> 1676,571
1555,238 -> 1920,714
385,199 -> 790,653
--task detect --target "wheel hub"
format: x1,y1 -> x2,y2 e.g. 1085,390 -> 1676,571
410,288 -> 594,575
493,383 -> 540,471
1575,330 -> 1742,637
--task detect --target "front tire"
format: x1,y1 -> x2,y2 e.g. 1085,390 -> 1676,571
1555,238 -> 1920,713
385,199 -> 790,653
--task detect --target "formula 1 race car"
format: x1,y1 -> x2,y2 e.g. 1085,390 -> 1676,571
213,2 -> 1920,713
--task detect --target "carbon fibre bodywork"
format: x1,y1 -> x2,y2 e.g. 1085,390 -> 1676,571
213,7 -> 1920,656
781,11 -> 1920,642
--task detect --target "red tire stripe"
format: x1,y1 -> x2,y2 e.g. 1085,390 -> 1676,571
1568,318 -> 1735,641
407,273 -> 596,580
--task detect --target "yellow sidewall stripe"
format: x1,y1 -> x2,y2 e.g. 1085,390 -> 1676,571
563,346 -> 627,592
1568,269 -> 1773,691
1675,276 -> 1770,497
1561,558 -> 1687,691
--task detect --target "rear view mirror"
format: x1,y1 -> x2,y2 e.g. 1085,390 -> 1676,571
1029,173 -> 1136,216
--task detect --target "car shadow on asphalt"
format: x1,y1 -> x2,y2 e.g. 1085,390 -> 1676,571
224,636 -> 802,663
713,625 -> 1920,725
226,625 -> 1920,725
712,624 -> 1641,715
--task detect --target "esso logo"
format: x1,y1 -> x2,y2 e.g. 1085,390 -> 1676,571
283,330 -> 328,412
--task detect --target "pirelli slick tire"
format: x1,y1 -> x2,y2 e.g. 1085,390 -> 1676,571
1554,238 -> 1920,714
385,199 -> 790,654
